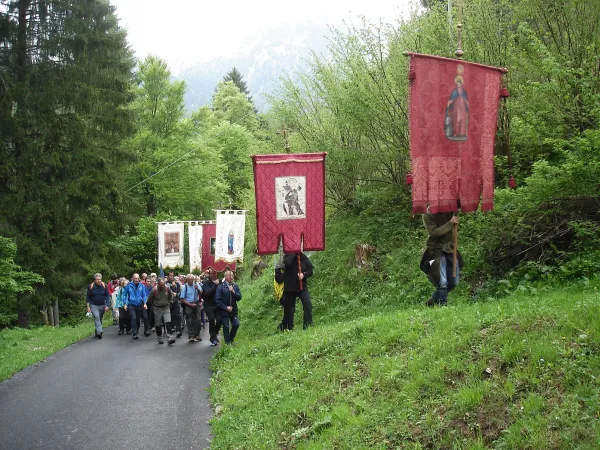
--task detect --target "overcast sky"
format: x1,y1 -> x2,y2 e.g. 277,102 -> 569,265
110,0 -> 413,73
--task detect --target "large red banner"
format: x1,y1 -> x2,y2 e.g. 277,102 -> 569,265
252,153 -> 326,255
201,222 -> 236,272
408,53 -> 506,214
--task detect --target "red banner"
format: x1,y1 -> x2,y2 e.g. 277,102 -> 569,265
252,153 -> 326,255
408,53 -> 506,214
201,223 -> 236,272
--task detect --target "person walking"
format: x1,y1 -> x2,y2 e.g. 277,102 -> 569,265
124,273 -> 149,340
275,253 -> 313,331
86,273 -> 111,339
108,274 -> 119,325
115,278 -> 131,335
180,274 -> 203,343
166,271 -> 183,338
145,274 -> 157,332
215,270 -> 242,345
147,278 -> 176,345
420,211 -> 463,306
202,268 -> 222,346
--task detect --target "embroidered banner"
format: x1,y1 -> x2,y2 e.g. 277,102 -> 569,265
252,153 -> 326,255
408,53 -> 506,214
201,222 -> 236,272
188,223 -> 203,272
215,210 -> 246,263
157,222 -> 184,268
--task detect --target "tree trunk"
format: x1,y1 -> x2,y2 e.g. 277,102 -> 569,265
17,293 -> 30,328
53,301 -> 60,327
40,308 -> 49,326
47,304 -> 54,327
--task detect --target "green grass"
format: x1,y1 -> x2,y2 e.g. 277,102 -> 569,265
0,315 -> 111,381
209,282 -> 600,449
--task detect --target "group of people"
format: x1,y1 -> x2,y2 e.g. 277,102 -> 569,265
86,269 -> 242,346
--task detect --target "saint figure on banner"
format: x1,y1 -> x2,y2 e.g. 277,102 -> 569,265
445,67 -> 469,141
165,232 -> 180,256
228,229 -> 234,255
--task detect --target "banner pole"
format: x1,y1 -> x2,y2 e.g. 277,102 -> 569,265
453,221 -> 458,278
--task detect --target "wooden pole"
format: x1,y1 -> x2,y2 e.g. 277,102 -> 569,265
453,222 -> 458,277
297,253 -> 303,291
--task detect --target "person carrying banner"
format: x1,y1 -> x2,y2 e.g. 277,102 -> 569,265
166,271 -> 183,338
147,277 -> 176,345
420,211 -> 463,306
86,273 -> 111,339
215,270 -> 242,345
275,253 -> 313,331
180,274 -> 203,342
202,268 -> 222,346
124,273 -> 149,340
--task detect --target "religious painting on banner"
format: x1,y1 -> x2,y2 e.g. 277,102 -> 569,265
188,223 -> 203,272
215,211 -> 246,263
158,222 -> 184,268
252,153 -> 326,255
201,222 -> 236,273
407,53 -> 507,214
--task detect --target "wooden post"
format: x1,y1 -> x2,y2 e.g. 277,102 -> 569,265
53,300 -> 60,327
47,304 -> 55,327
453,222 -> 458,277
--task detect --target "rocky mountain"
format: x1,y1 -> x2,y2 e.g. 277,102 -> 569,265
175,21 -> 332,113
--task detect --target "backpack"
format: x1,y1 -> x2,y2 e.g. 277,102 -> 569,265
90,281 -> 106,290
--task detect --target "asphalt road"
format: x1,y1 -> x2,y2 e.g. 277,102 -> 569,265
0,323 -> 216,450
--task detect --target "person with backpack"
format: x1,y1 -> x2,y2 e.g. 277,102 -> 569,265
86,273 -> 111,339
180,274 -> 203,342
215,270 -> 242,345
147,277 -> 176,345
124,273 -> 149,340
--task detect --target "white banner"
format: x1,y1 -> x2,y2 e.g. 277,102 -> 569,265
188,223 -> 203,272
158,222 -> 184,268
215,211 -> 246,263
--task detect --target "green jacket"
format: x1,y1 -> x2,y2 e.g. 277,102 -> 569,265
420,212 -> 464,286
147,286 -> 173,309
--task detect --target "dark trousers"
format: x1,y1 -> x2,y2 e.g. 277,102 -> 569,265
170,302 -> 182,333
129,304 -> 148,336
220,314 -> 239,344
205,304 -> 221,341
280,289 -> 313,331
184,304 -> 201,338
147,303 -> 155,329
118,307 -> 131,332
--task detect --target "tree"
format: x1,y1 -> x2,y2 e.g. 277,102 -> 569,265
0,0 -> 136,327
223,67 -> 252,102
212,81 -> 258,131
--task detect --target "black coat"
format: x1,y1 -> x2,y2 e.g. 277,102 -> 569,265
202,279 -> 218,306
275,253 -> 313,293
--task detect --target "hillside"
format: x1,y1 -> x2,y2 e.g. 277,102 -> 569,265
175,21 -> 331,112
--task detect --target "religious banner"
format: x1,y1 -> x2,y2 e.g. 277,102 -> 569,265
201,222 -> 237,272
252,152 -> 327,255
407,52 -> 507,214
157,222 -> 184,268
188,223 -> 203,272
215,210 -> 246,263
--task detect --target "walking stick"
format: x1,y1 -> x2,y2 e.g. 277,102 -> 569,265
453,221 -> 458,278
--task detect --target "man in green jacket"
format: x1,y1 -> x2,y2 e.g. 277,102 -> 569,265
420,211 -> 463,306
147,277 -> 175,345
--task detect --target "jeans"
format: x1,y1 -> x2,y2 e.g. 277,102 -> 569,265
170,302 -> 182,334
153,306 -> 174,337
129,304 -> 149,336
184,304 -> 202,338
433,252 -> 460,305
220,314 -> 239,344
279,289 -> 313,330
204,304 -> 221,341
90,304 -> 106,334
118,307 -> 131,333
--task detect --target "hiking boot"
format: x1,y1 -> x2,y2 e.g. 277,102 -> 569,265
194,336 -> 202,342
176,332 -> 182,338
188,337 -> 195,343
118,330 -> 124,336
210,339 -> 218,346
144,330 -> 151,337
167,336 -> 175,345
158,337 -> 164,344
133,334 -> 139,340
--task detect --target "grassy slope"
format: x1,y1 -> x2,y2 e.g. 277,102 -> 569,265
210,204 -> 600,449
211,282 -> 600,449
0,317 -> 110,381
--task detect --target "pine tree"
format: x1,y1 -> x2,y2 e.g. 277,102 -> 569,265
0,0 -> 135,327
223,67 -> 252,103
